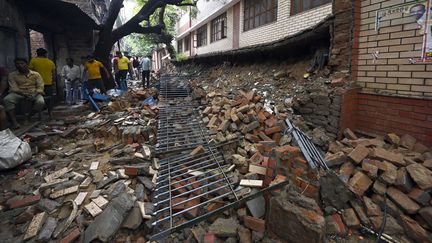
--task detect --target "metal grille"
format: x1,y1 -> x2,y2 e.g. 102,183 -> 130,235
150,76 -> 289,241
285,118 -> 329,171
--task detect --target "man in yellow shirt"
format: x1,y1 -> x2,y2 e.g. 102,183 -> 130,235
29,48 -> 55,113
29,48 -> 55,90
4,58 -> 45,128
114,51 -> 130,89
84,55 -> 109,96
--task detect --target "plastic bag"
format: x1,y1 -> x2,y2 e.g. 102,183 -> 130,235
142,97 -> 156,106
0,129 -> 32,170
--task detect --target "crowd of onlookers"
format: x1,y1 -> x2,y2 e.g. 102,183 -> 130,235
0,48 -> 153,130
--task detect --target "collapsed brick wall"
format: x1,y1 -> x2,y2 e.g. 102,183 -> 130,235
293,90 -> 342,139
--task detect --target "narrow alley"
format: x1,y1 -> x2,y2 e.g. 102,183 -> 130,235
1,0 -> 432,243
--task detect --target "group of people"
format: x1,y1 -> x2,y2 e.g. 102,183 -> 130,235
0,49 -> 154,130
111,52 -> 153,89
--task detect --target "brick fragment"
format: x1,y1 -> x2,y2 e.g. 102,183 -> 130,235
24,212 -> 46,240
243,216 -> 265,232
387,187 -> 420,214
348,145 -> 369,164
395,167 -> 414,193
408,187 -> 431,206
325,214 -> 347,235
264,126 -> 281,135
400,214 -> 429,242
8,194 -> 41,209
343,128 -> 358,140
348,171 -> 373,195
190,145 -> 205,157
400,134 -> 416,150
59,227 -> 81,243
342,208 -> 360,228
372,148 -> 405,166
406,163 -> 432,190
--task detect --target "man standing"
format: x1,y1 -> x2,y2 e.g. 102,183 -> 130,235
61,58 -> 81,105
4,58 -> 45,129
84,55 -> 109,96
114,51 -> 130,89
140,55 -> 152,88
29,48 -> 55,111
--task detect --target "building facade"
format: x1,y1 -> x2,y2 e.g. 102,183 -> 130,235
175,0 -> 333,57
347,0 -> 432,145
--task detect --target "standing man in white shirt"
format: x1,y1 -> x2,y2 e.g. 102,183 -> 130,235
140,55 -> 152,88
61,58 -> 81,105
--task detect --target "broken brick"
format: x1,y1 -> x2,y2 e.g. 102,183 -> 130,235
243,216 -> 265,233
343,128 -> 358,140
342,208 -> 360,229
387,187 -> 420,214
264,126 -> 281,135
348,171 -> 372,195
372,148 -> 405,166
326,214 -> 347,235
8,194 -> 41,209
190,145 -> 206,157
348,145 -> 369,164
407,187 -> 431,206
59,227 -> 81,243
274,145 -> 300,160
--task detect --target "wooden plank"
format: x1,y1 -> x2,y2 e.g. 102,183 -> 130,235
239,179 -> 263,188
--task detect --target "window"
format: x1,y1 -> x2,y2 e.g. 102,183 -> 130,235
244,0 -> 278,31
291,0 -> 331,15
184,35 -> 190,51
211,13 -> 227,42
177,40 -> 183,53
197,25 -> 207,47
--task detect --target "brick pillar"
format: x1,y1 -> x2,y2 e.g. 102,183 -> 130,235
329,0 -> 355,73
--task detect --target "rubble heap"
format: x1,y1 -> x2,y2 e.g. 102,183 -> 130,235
324,130 -> 432,242
0,88 -> 160,242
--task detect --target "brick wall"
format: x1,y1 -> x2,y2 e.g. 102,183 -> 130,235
353,0 -> 432,97
239,0 -> 332,47
357,92 -> 432,146
29,30 -> 45,57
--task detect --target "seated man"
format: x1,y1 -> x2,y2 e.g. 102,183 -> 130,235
4,58 -> 45,128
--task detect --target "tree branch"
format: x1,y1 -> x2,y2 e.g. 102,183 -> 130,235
111,0 -> 196,42
133,25 -> 164,35
103,0 -> 125,30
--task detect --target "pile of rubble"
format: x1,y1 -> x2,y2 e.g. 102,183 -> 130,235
0,88 -> 160,242
324,130 -> 432,242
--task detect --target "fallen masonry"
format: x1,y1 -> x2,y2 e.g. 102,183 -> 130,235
0,73 -> 430,243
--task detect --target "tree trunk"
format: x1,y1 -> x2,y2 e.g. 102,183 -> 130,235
94,28 -> 116,90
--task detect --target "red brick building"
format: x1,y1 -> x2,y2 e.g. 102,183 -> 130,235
346,0 -> 432,146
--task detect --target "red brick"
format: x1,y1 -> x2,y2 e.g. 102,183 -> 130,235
204,233 -> 216,243
172,197 -> 188,212
8,194 -> 41,209
190,145 -> 205,156
264,126 -> 281,135
59,228 -> 80,243
185,195 -> 200,219
250,151 -> 264,164
274,146 -> 300,160
243,216 -> 265,233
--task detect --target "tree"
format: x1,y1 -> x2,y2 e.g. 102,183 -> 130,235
123,4 -> 179,57
93,0 -> 196,88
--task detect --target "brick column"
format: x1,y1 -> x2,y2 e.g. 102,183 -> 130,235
329,0 -> 355,73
